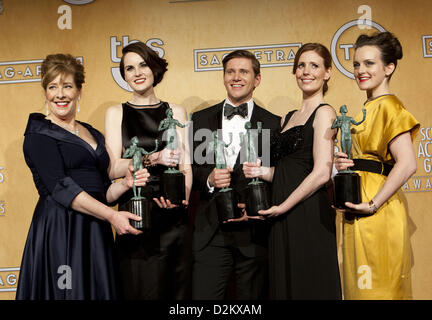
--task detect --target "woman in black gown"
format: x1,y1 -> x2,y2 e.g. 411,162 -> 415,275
16,54 -> 149,300
105,41 -> 192,299
243,43 -> 341,299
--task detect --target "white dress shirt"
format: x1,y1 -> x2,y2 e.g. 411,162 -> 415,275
207,98 -> 254,192
222,98 -> 254,169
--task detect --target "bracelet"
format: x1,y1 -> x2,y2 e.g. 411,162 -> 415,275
368,199 -> 379,214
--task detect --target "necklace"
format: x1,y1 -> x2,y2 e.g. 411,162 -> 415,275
71,126 -> 80,136
53,120 -> 79,136
46,116 -> 80,136
60,124 -> 79,136
127,101 -> 162,107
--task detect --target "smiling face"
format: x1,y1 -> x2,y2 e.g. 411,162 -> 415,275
295,50 -> 331,96
123,52 -> 155,94
353,45 -> 395,97
45,73 -> 80,121
223,57 -> 261,106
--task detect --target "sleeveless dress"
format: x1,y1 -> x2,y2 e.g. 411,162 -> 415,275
343,95 -> 419,299
17,113 -> 118,300
114,102 -> 192,300
269,104 -> 341,299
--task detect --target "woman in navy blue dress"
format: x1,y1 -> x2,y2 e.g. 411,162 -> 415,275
16,54 -> 149,300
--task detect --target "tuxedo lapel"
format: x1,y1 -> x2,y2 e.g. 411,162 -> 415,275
249,102 -> 261,128
217,104 -> 223,130
207,101 -> 223,132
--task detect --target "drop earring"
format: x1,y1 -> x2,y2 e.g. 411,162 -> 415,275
45,101 -> 49,115
77,96 -> 81,114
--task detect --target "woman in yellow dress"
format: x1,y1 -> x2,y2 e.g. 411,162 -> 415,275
335,32 -> 420,299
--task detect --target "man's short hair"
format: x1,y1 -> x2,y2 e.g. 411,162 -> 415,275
222,50 -> 260,76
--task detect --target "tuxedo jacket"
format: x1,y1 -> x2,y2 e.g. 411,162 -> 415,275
190,101 -> 281,257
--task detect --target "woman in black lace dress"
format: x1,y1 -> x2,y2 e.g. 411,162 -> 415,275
243,43 -> 341,299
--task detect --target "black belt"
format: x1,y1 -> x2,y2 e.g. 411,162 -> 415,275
352,159 -> 393,176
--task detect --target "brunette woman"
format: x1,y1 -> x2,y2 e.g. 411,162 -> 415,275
335,32 -> 419,299
243,43 -> 341,299
105,41 -> 192,299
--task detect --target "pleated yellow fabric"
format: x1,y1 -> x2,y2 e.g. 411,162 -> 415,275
342,95 -> 420,300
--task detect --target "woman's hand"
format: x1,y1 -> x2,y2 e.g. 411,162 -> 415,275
124,165 -> 150,188
156,148 -> 181,167
258,205 -> 285,218
334,151 -> 354,171
109,211 -> 143,235
332,202 -> 376,216
224,203 -> 265,223
243,159 -> 262,179
153,196 -> 188,209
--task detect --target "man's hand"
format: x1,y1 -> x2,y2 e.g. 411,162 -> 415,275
208,167 -> 233,189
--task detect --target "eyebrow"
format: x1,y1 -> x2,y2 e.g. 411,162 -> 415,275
48,81 -> 74,86
356,58 -> 375,62
125,60 -> 146,66
298,60 -> 320,65
226,68 -> 250,72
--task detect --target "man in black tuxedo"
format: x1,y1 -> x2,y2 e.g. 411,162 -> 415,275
190,50 -> 281,299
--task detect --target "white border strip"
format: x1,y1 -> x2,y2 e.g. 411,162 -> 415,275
0,267 -> 19,292
194,43 -> 302,72
0,57 -> 83,84
422,35 -> 432,58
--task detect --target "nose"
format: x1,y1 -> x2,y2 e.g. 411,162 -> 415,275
56,87 -> 66,99
134,67 -> 142,77
357,63 -> 366,74
232,71 -> 241,81
303,65 -> 311,75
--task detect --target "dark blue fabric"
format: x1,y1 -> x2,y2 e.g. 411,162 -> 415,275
16,113 -> 118,300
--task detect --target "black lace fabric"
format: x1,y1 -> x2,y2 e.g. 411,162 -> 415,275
270,126 -> 304,165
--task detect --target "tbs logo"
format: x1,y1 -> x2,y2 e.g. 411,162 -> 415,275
110,35 -> 165,92
330,19 -> 386,79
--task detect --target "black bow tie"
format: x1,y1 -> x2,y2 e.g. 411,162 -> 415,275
224,103 -> 248,120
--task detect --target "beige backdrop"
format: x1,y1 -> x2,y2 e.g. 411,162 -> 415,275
0,0 -> 431,299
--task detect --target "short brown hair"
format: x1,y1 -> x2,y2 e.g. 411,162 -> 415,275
41,54 -> 85,90
293,43 -> 332,95
222,50 -> 260,76
119,41 -> 168,87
